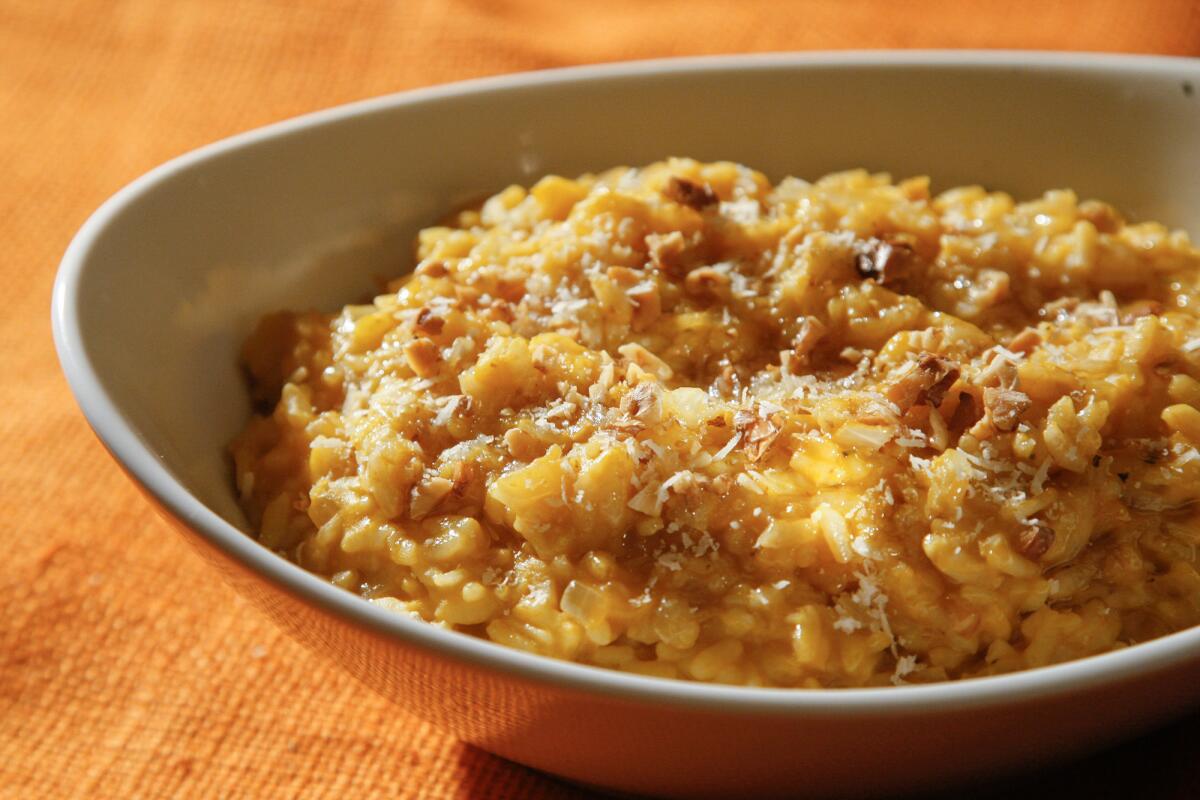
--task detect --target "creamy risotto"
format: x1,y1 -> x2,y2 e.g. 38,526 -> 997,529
232,159 -> 1200,687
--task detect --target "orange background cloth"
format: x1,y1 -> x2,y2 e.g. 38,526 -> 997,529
4,2 -> 1200,797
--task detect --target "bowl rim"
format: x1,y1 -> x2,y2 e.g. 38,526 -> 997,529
52,49 -> 1200,716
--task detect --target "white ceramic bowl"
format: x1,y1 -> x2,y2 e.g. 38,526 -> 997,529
53,52 -> 1200,798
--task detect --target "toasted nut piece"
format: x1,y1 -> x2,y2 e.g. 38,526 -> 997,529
854,236 -> 916,287
403,338 -> 441,377
684,266 -> 730,298
618,342 -> 673,381
608,417 -> 646,437
627,283 -> 662,332
415,307 -> 445,336
984,387 -> 1032,432
1007,328 -> 1041,354
646,231 -> 687,276
887,353 -> 960,410
1078,200 -> 1124,234
916,356 -> 960,407
735,408 -> 783,462
977,352 -> 1019,389
663,176 -> 717,210
1017,523 -> 1055,560
414,260 -> 448,278
621,381 -> 664,424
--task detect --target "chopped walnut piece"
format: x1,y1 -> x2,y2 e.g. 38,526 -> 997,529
621,381 -> 664,424
608,418 -> 647,438
984,387 -> 1032,432
747,422 -> 782,462
628,283 -> 662,331
735,407 -> 783,462
1017,523 -> 1055,560
887,353 -> 960,410
663,176 -> 718,210
403,338 -> 441,377
684,266 -> 730,298
410,476 -> 454,519
618,342 -> 673,381
1120,300 -> 1163,325
853,236 -> 916,287
413,260 -> 448,278
977,352 -> 1019,389
916,354 -> 959,407
1078,200 -> 1124,234
646,230 -> 688,277
1007,328 -> 1041,354
415,307 -> 445,336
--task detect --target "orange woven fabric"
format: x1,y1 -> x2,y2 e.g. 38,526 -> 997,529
3,2 -> 1200,797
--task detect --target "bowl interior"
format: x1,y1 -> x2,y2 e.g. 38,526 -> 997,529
64,54 -> 1200,539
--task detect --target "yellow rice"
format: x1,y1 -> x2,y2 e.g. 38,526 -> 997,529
231,159 -> 1200,687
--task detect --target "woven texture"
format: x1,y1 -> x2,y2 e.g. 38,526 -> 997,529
3,1 -> 1200,797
